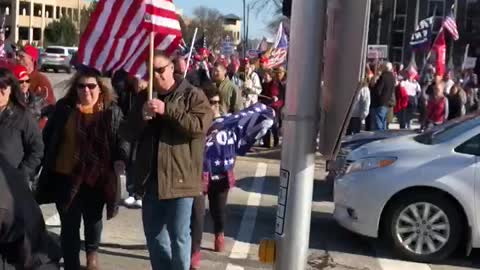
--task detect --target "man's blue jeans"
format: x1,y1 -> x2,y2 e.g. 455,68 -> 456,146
142,194 -> 194,270
372,106 -> 388,131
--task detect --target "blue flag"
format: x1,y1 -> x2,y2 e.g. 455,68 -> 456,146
410,16 -> 434,48
204,103 -> 275,177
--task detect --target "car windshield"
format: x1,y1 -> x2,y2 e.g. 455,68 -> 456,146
414,113 -> 480,145
45,48 -> 65,54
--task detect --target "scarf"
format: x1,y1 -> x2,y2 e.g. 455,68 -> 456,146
65,104 -> 117,217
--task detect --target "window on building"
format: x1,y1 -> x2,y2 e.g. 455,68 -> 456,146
73,9 -> 79,21
428,0 -> 445,17
391,48 -> 403,63
61,7 -> 67,17
33,28 -> 41,41
19,27 -> 29,40
224,19 -> 237,26
392,32 -> 404,48
56,6 -> 60,19
19,1 -> 30,16
34,3 -> 42,17
5,26 -> 10,39
466,0 -> 480,34
45,6 -> 54,19
395,0 -> 407,15
393,15 -> 406,31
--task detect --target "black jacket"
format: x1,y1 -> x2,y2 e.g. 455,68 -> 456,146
0,155 -> 60,270
36,98 -> 129,205
372,71 -> 396,108
0,104 -> 44,180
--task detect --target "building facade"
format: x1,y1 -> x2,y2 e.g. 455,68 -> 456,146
0,0 -> 85,47
222,14 -> 241,45
369,0 -> 480,71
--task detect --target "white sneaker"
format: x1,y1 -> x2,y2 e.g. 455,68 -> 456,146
124,196 -> 136,207
134,199 -> 142,208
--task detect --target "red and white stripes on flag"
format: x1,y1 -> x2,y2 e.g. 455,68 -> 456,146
443,13 -> 459,41
78,0 -> 182,78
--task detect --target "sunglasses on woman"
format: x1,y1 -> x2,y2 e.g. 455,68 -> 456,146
19,79 -> 30,84
77,83 -> 98,90
209,100 -> 220,105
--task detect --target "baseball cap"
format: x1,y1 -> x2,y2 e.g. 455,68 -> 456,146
21,45 -> 39,62
13,65 -> 29,80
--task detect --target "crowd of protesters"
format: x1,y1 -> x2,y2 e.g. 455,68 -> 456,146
0,44 -> 282,270
347,60 -> 479,135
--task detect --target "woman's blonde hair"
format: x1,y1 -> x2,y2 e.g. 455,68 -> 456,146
65,69 -> 117,107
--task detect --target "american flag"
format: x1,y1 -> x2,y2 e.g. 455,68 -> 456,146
443,11 -> 459,41
78,0 -> 182,78
266,22 -> 288,68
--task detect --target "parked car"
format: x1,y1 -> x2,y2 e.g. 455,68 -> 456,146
326,129 -> 416,181
40,46 -> 75,73
334,113 -> 480,262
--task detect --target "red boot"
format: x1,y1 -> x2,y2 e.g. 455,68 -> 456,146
190,250 -> 201,270
214,233 -> 225,252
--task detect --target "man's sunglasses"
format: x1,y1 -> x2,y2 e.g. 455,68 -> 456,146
77,83 -> 98,90
154,63 -> 171,74
19,79 -> 30,84
209,100 -> 220,105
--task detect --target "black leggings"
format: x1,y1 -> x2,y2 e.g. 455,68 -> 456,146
191,189 -> 229,253
57,186 -> 104,270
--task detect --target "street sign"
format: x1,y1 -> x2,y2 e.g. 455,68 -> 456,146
367,44 -> 388,59
464,57 -> 477,69
247,49 -> 258,58
275,169 -> 290,235
221,39 -> 235,56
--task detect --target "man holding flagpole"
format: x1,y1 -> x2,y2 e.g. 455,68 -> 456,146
120,50 -> 213,270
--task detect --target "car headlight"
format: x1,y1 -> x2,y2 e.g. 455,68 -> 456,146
346,157 -> 397,174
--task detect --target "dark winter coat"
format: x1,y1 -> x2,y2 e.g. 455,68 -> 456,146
372,71 -> 396,108
35,98 -> 129,209
0,155 -> 60,270
0,104 -> 44,180
120,77 -> 213,200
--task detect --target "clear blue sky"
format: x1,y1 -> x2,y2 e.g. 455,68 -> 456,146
174,0 -> 275,39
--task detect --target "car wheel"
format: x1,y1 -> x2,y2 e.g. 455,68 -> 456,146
66,67 -> 72,74
383,193 -> 463,262
54,69 -> 59,73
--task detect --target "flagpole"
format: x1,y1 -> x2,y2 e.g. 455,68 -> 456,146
148,31 -> 155,100
462,44 -> 470,70
184,27 -> 198,78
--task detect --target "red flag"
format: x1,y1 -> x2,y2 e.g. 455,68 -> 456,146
433,30 -> 446,77
78,0 -> 182,78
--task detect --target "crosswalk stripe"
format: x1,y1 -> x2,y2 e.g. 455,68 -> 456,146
225,263 -> 245,270
229,162 -> 268,260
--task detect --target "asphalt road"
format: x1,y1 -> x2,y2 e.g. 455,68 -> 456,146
40,72 -> 480,270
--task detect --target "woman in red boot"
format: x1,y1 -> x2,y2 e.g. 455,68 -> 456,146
190,84 -> 274,269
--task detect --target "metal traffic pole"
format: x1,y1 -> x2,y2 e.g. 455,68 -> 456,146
273,0 -> 326,269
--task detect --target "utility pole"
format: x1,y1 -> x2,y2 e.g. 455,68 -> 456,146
246,3 -> 250,50
376,0 -> 383,44
77,0 -> 81,45
411,0 -> 420,65
242,0 -> 246,58
273,0 -> 326,269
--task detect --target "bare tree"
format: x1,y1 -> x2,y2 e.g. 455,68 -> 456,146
250,0 -> 282,14
182,6 -> 227,51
